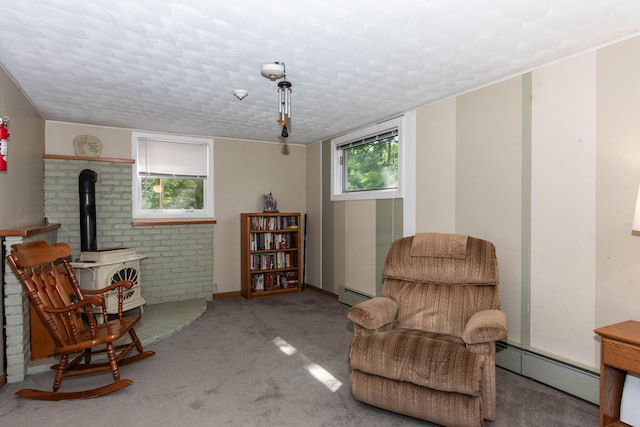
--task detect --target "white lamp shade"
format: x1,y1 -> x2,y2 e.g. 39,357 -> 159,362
633,184 -> 640,234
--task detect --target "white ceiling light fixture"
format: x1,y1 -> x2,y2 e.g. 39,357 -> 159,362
261,62 -> 285,81
233,89 -> 248,100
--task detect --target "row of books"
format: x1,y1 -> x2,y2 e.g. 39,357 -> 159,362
251,271 -> 299,291
250,215 -> 298,231
250,252 -> 297,270
250,232 -> 297,251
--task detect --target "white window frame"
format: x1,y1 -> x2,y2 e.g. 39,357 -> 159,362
132,132 -> 214,220
331,117 -> 404,201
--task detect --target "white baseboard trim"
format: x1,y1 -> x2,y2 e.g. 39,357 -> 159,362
496,342 -> 599,405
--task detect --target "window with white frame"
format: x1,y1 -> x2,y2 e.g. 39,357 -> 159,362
331,117 -> 403,201
132,132 -> 214,219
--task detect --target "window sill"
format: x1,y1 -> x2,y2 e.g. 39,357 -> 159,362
132,219 -> 216,226
331,188 -> 402,202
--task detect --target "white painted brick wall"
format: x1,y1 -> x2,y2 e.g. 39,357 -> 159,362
44,158 -> 213,304
3,232 -> 57,383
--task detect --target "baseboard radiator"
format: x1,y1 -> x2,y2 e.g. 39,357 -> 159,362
496,342 -> 599,405
338,286 -> 373,307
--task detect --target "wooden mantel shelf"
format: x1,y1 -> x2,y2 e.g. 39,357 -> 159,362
132,219 -> 217,226
0,222 -> 61,237
43,154 -> 134,164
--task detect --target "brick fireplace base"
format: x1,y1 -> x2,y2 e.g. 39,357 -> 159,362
2,226 -> 59,383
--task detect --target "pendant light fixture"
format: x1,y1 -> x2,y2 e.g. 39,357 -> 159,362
261,62 -> 285,81
261,61 -> 293,138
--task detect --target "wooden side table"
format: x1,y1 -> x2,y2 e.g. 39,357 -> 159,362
595,320 -> 640,427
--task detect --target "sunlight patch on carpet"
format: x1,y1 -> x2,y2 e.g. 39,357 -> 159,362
272,336 -> 343,392
273,336 -> 298,355
304,363 -> 342,392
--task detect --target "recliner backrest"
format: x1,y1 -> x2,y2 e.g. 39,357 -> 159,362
382,233 -> 501,337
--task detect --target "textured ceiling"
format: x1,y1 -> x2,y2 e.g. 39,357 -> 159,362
0,0 -> 639,145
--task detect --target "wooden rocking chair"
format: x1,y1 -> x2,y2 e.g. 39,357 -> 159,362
6,240 -> 155,400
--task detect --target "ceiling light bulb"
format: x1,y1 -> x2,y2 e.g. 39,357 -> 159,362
233,89 -> 248,100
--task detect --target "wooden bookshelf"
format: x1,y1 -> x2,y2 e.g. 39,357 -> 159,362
240,212 -> 301,299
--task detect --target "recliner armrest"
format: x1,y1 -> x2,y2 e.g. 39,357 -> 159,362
347,297 -> 398,331
462,309 -> 507,344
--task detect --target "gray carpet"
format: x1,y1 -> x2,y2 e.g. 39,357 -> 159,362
0,290 -> 598,426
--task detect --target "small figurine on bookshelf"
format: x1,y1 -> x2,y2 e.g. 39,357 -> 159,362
263,192 -> 278,212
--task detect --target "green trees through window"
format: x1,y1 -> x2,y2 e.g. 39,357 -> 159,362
344,135 -> 398,192
141,177 -> 204,210
331,116 -> 406,201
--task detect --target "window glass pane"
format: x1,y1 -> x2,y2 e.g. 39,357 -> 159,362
344,135 -> 398,192
141,177 -> 204,210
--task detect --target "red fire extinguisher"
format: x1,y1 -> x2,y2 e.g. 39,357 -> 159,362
0,117 -> 9,171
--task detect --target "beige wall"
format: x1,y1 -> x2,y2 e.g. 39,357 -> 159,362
343,200 -> 377,296
45,121 -> 131,158
595,37 -> 640,333
407,36 -> 640,371
332,201 -> 346,294
531,53 -> 597,367
415,98 -> 456,233
305,141 -> 322,288
457,77 -> 524,345
0,65 -> 45,388
414,79 -> 524,344
0,68 -> 45,229
213,138 -> 306,294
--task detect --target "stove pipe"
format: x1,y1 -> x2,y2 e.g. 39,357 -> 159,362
79,169 -> 98,252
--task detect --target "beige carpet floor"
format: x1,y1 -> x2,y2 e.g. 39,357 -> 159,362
0,290 -> 598,426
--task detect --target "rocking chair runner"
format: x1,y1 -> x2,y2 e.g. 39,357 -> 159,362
6,240 -> 155,400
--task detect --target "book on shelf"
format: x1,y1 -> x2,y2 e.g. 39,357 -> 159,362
250,232 -> 295,251
250,271 -> 299,291
250,215 -> 299,231
252,274 -> 265,291
250,252 -> 298,271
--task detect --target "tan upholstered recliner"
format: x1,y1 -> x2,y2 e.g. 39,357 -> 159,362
347,233 -> 507,427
